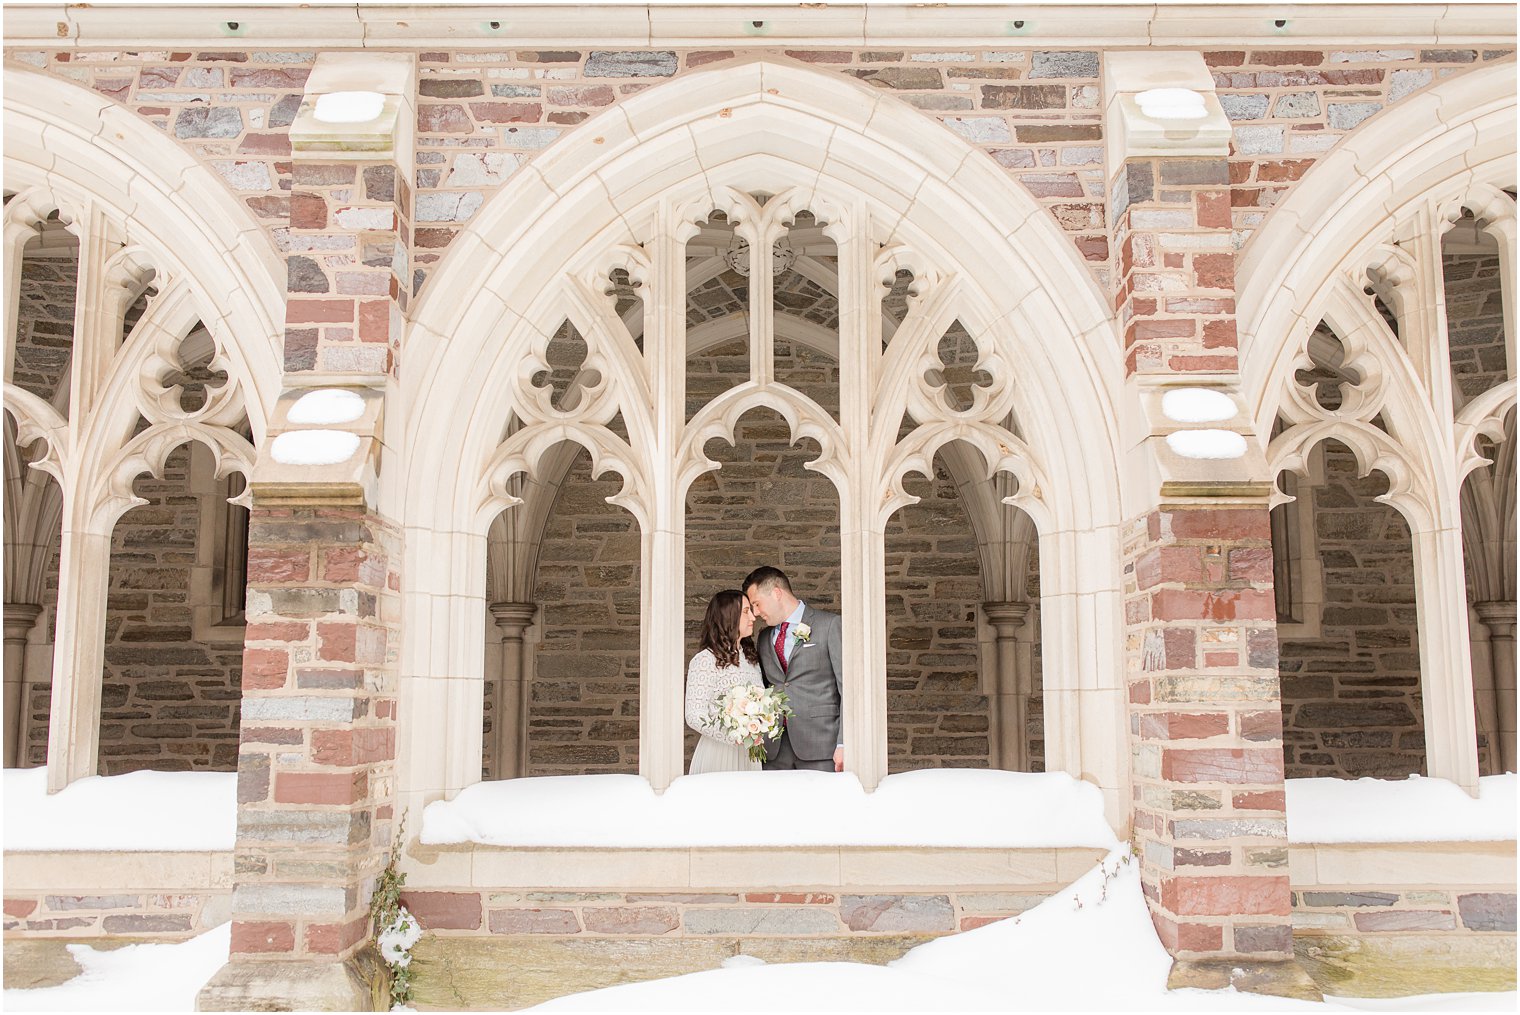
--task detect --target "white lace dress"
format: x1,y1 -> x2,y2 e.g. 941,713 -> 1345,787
685,648 -> 764,774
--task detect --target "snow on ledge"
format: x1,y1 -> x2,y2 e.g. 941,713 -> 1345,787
3,769 -> 236,852
1286,774 -> 1516,844
422,769 -> 1122,849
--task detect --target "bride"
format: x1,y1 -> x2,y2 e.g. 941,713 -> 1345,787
685,589 -> 764,774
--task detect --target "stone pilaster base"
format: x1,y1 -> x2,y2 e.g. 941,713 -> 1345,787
196,951 -> 386,1012
1167,957 -> 1322,1001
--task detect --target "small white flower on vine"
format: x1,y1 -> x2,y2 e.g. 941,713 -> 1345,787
793,623 -> 812,644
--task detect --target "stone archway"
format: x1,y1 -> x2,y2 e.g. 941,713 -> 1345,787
400,57 -> 1127,830
3,67 -> 283,791
1239,63 -> 1516,793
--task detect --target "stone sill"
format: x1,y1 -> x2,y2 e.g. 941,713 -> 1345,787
6,4 -> 1515,50
3,850 -> 233,893
1289,840 -> 1516,887
404,843 -> 1111,892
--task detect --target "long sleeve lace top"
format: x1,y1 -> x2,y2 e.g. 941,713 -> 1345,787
684,648 -> 762,739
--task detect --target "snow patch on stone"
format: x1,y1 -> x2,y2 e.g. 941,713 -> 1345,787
271,429 -> 361,466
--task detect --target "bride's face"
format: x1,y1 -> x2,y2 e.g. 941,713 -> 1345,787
737,597 -> 755,640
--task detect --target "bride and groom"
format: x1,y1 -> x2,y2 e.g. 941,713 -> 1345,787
684,566 -> 844,774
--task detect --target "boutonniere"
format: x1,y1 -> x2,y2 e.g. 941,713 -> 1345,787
792,623 -> 812,645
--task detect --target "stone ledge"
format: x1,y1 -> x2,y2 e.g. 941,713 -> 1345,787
1288,840 -> 1517,887
403,842 -> 1110,891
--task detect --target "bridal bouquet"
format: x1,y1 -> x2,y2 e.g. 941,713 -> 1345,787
713,683 -> 794,762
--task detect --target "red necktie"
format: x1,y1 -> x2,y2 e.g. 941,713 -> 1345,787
774,622 -> 789,674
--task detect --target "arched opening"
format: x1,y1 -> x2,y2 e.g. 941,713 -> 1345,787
402,58 -> 1126,831
1275,434 -> 1427,778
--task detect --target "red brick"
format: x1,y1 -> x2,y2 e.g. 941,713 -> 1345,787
286,299 -> 355,324
687,50 -> 736,67
1193,252 -> 1235,289
1195,189 -> 1231,228
1161,875 -> 1291,916
1161,747 -> 1284,784
232,920 -> 295,954
1228,547 -> 1273,582
401,891 -> 483,930
4,899 -> 37,918
304,914 -> 369,955
247,547 -> 310,583
1165,508 -> 1270,542
239,133 -> 292,156
1256,159 -> 1314,182
312,727 -> 394,766
1203,51 -> 1246,67
960,915 -> 1009,930
289,192 -> 327,229
245,621 -> 310,643
1201,318 -> 1238,349
1240,710 -> 1282,741
468,102 -> 542,123
1232,789 -> 1285,811
1203,651 -> 1238,667
1132,318 -> 1198,343
1176,920 -> 1225,951
1135,546 -> 1206,590
274,771 -> 366,805
1144,711 -> 1230,740
357,299 -> 392,343
1129,679 -> 1152,704
243,648 -> 290,691
316,622 -> 357,663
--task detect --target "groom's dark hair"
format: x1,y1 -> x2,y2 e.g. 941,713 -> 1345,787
742,565 -> 792,596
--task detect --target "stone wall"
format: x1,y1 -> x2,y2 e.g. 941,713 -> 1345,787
2,850 -> 231,939
1278,442 -> 1426,779
8,45 -> 1506,309
23,446 -> 245,772
1443,252 -> 1509,403
12,254 -> 75,404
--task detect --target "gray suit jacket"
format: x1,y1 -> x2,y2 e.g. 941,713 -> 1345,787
756,605 -> 843,762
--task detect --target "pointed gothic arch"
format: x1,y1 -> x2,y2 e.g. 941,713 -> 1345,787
1239,63 -> 1517,793
3,67 -> 284,789
400,58 -> 1128,829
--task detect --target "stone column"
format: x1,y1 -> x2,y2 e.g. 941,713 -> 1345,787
489,602 -> 536,781
45,525 -> 112,792
983,601 -> 1030,771
200,51 -> 412,1012
3,603 -> 42,768
1474,601 -> 1516,773
1105,53 -> 1316,999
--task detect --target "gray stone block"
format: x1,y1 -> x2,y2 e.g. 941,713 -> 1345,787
841,895 -> 955,933
173,106 -> 243,138
585,51 -> 677,78
1458,893 -> 1516,932
682,907 -> 840,935
1031,51 -> 1099,78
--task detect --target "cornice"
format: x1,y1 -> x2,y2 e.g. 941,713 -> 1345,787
1,4 -> 1515,51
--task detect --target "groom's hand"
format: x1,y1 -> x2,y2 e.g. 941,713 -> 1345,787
833,746 -> 844,772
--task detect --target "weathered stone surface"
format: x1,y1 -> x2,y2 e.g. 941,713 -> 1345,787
1220,93 -> 1269,120
2,940 -> 85,989
585,51 -> 677,77
1301,892 -> 1398,908
841,895 -> 955,933
581,906 -> 680,935
1031,51 -> 1099,77
1327,102 -> 1381,130
1457,893 -> 1517,932
101,913 -> 194,933
682,907 -> 840,935
173,106 -> 242,138
488,908 -> 581,934
1295,934 -> 1517,998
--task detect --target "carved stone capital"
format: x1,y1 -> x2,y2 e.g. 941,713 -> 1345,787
982,600 -> 1030,636
490,601 -> 538,639
1474,600 -> 1517,638
2,603 -> 43,643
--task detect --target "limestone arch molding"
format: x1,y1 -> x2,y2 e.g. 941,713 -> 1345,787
401,58 -> 1128,829
1239,62 -> 1517,794
3,67 -> 284,788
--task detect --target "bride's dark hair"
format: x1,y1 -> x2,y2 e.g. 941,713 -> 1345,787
698,590 -> 759,669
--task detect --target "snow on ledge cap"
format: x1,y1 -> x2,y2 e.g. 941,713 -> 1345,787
271,429 -> 362,466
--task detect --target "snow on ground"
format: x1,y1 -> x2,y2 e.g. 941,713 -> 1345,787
1,922 -> 229,1012
532,849 -> 1517,1014
2,768 -> 236,851
1286,774 -> 1516,844
422,769 -> 1121,848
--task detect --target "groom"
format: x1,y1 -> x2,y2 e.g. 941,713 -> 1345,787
742,566 -> 844,772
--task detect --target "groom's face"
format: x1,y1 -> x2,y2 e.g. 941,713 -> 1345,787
746,584 -> 784,627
